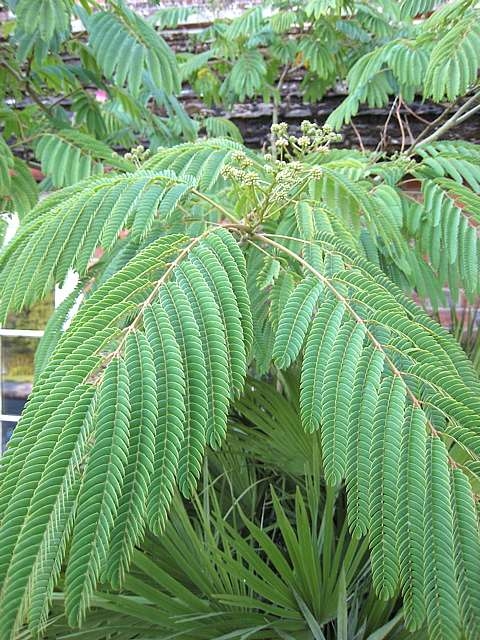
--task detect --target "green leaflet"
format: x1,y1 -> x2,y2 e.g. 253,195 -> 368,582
88,4 -> 179,95
369,375 -> 405,600
175,261 -> 230,449
33,283 -> 82,378
15,0 -> 73,45
300,297 -> 345,433
206,230 -> 253,359
144,304 -> 186,535
0,387 -> 95,640
143,139 -> 246,192
103,332 -> 158,589
397,406 -> 427,631
321,320 -> 366,485
424,17 -> 480,101
346,346 -> 385,538
65,358 -> 131,626
423,437 -> 461,640
0,173 -> 193,321
450,468 -> 480,640
270,271 -> 295,331
35,129 -> 131,187
273,276 -> 323,369
160,282 -> 208,497
190,244 -> 247,399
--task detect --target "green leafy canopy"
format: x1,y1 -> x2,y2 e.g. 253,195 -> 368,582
0,125 -> 480,640
0,0 -> 480,638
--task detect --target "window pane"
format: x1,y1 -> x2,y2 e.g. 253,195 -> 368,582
1,421 -> 16,454
1,299 -> 53,452
1,336 -> 36,384
6,295 -> 54,330
1,336 -> 38,450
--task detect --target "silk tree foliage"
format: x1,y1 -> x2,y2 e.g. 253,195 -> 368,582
0,0 -> 241,203
2,0 -> 480,207
1,123 -> 480,640
179,0 -> 480,116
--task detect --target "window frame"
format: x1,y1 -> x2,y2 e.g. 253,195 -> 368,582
0,328 -> 44,452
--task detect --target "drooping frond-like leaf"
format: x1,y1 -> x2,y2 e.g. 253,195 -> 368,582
220,50 -> 267,102
35,129 -> 132,187
397,406 -> 427,631
0,170 -> 198,321
144,304 -> 185,535
346,346 -> 385,538
0,223 -> 251,636
400,0 -> 437,19
423,437 -> 461,640
175,261 -> 231,449
14,0 -> 73,48
388,41 -> 429,101
402,178 -> 480,300
417,141 -> 480,192
158,280 -> 208,496
273,276 -> 322,369
300,297 -> 345,433
450,468 -> 480,640
65,358 -> 131,626
149,6 -> 194,29
190,244 -> 247,399
369,375 -> 404,600
86,2 -> 180,96
0,386 -> 95,637
0,156 -> 38,218
321,320 -> 365,485
203,116 -> 243,143
226,6 -> 263,40
326,44 -> 393,128
102,332 -> 157,589
144,138 -> 250,191
0,137 -> 14,197
424,15 -> 480,101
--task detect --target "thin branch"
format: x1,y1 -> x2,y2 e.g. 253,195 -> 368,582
408,101 -> 459,150
271,64 -> 290,157
49,88 -> 84,110
192,189 -> 239,223
350,119 -> 365,153
409,88 -> 480,150
396,100 -> 406,152
401,101 -> 431,125
455,101 -> 480,124
0,61 -> 52,117
403,113 -> 415,149
375,97 -> 398,153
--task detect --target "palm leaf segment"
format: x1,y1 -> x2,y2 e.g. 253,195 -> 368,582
0,143 -> 479,639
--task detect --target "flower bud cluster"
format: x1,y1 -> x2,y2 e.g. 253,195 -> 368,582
268,161 -> 306,203
271,123 -> 289,137
231,150 -> 253,168
299,121 -> 342,148
390,151 -> 415,172
124,144 -> 151,164
270,121 -> 342,158
220,163 -> 260,186
310,166 -> 323,180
